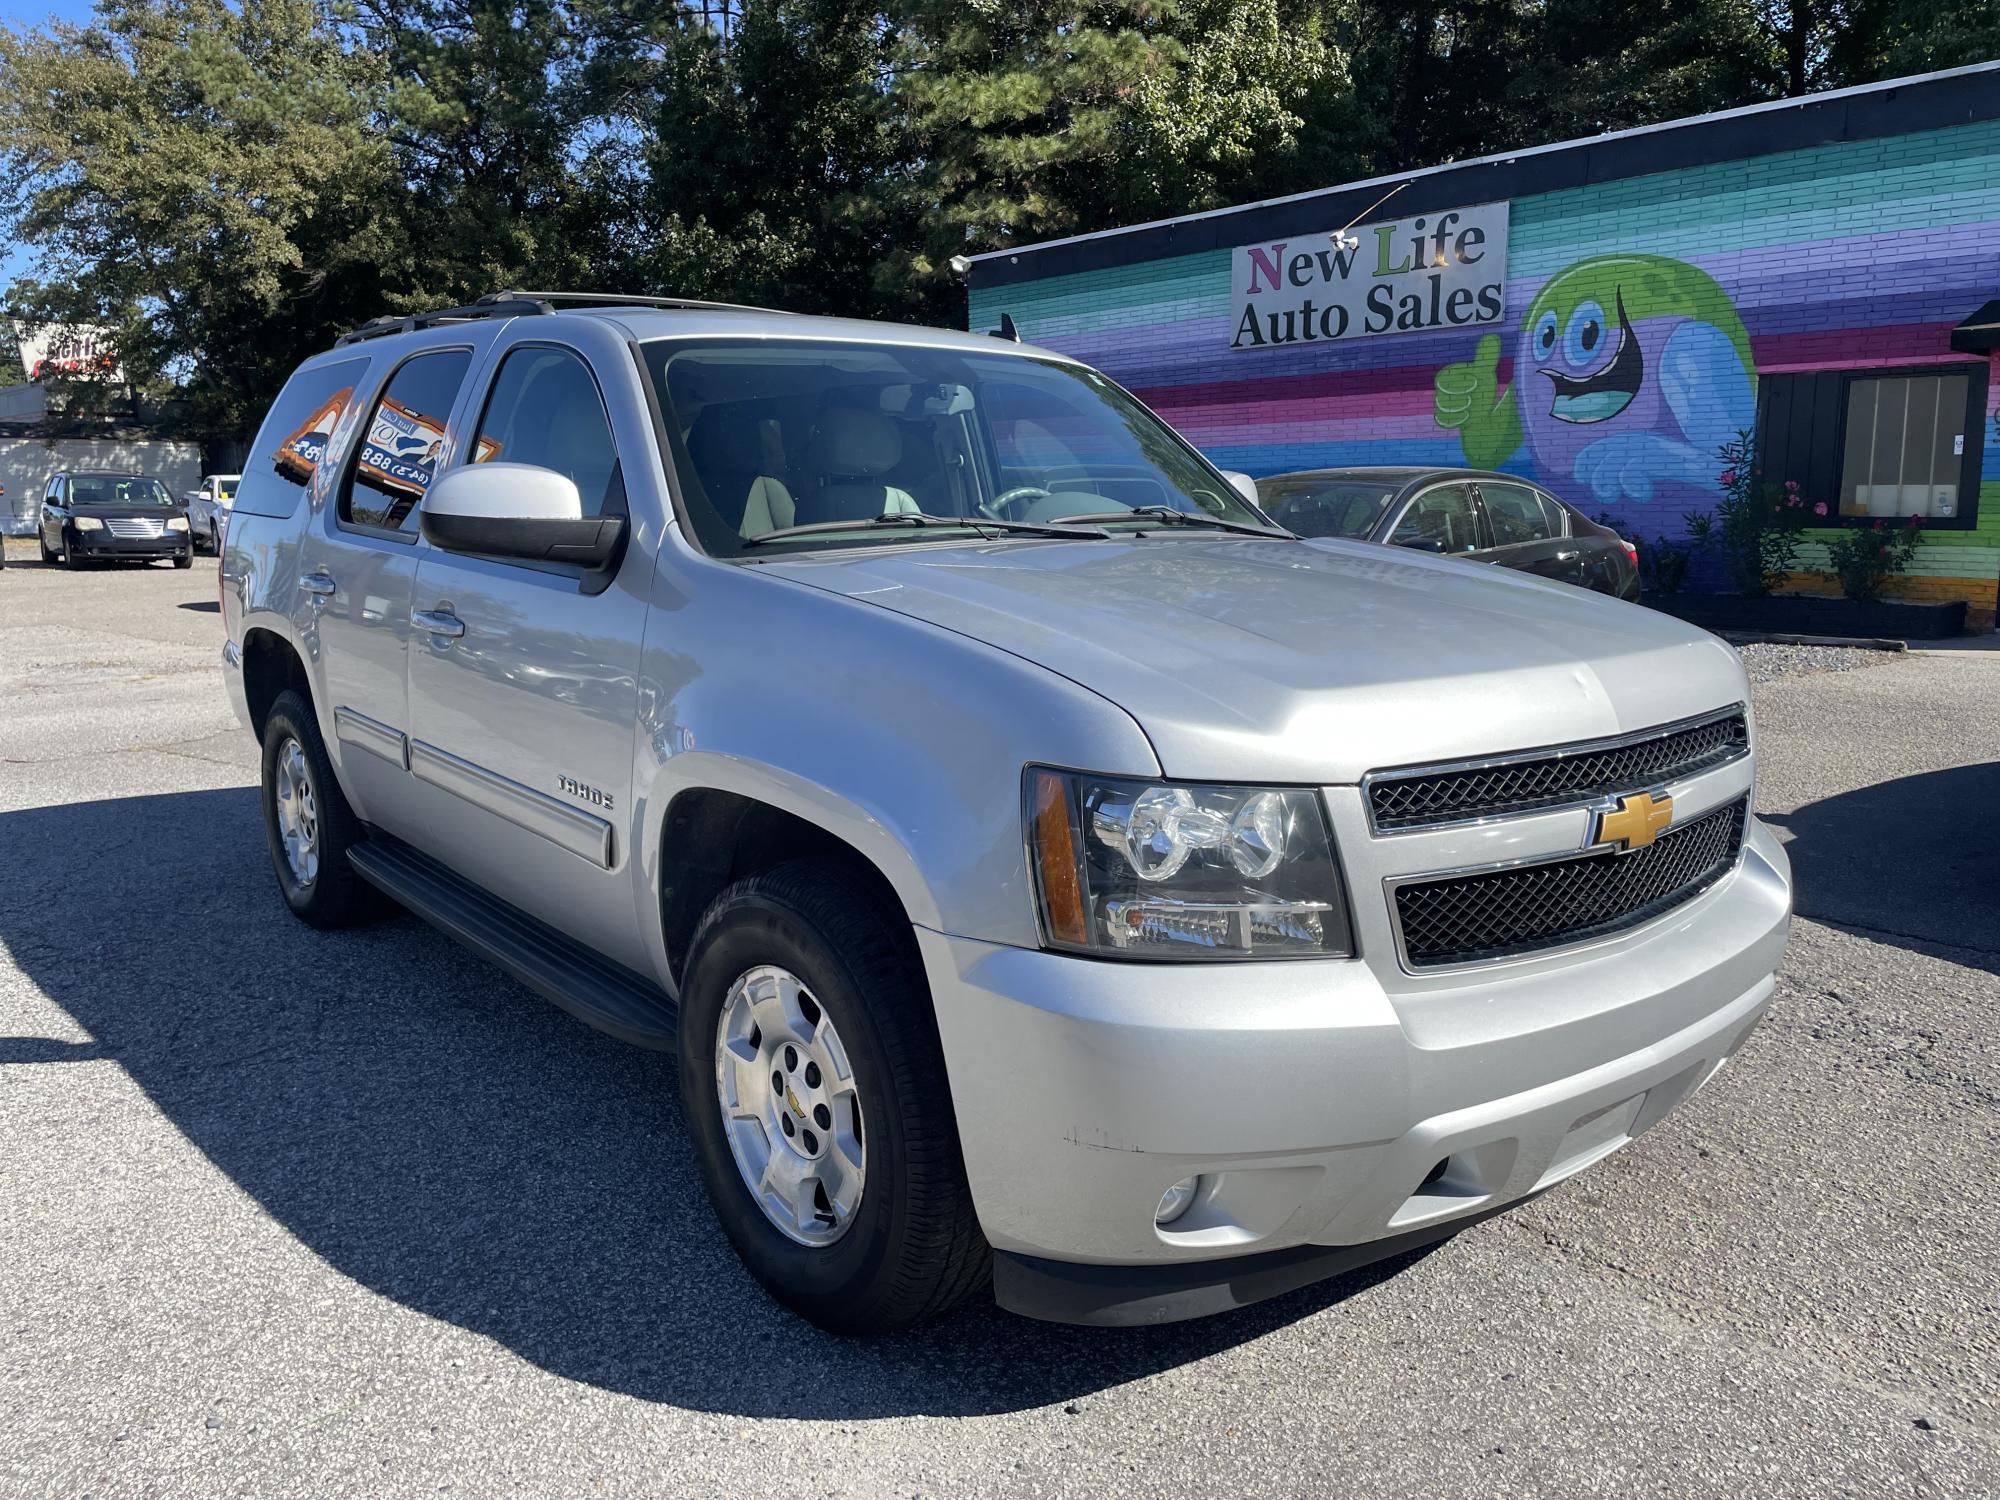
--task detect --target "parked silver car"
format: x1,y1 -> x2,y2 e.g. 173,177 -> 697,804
184,473 -> 241,553
219,292 -> 1791,1331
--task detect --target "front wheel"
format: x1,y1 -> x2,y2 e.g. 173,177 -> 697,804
173,551 -> 193,569
679,861 -> 989,1333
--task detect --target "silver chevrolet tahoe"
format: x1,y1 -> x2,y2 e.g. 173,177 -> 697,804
220,291 -> 1792,1332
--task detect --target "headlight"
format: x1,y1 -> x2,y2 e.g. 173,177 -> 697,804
165,515 -> 189,532
72,515 -> 104,531
1026,768 -> 1352,960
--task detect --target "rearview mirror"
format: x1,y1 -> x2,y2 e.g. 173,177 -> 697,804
421,463 -> 625,573
1219,470 -> 1260,507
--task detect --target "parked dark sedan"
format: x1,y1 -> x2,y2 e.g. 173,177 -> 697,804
1255,466 -> 1639,601
37,470 -> 193,569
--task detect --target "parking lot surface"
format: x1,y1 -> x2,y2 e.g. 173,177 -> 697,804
2,544 -> 1996,1499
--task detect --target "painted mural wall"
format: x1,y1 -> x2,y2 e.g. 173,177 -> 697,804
970,118 -> 2000,625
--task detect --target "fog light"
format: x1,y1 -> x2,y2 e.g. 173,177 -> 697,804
1155,1175 -> 1200,1226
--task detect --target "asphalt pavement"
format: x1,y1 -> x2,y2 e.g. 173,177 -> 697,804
1,541 -> 1995,1498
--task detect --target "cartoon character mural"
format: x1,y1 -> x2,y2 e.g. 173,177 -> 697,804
1434,254 -> 1755,505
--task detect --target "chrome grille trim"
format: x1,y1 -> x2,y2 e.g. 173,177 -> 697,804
103,517 -> 167,539
1362,706 -> 1749,834
1386,797 -> 1749,972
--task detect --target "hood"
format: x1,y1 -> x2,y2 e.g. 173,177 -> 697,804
761,535 -> 1748,783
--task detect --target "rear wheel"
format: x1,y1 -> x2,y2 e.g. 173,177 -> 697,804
679,861 -> 989,1333
260,689 -> 385,929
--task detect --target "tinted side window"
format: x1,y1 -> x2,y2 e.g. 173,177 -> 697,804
470,346 -> 620,517
1481,482 -> 1557,546
1391,483 -> 1481,554
342,350 -> 473,532
233,357 -> 370,520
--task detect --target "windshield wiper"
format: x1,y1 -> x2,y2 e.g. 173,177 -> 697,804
743,512 -> 1111,547
1058,505 -> 1292,538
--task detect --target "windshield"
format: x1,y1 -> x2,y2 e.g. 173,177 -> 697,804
1255,478 -> 1399,540
70,475 -> 174,508
643,338 -> 1275,554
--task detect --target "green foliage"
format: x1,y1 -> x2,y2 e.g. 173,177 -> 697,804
1713,430 -> 1808,597
1826,515 -> 1925,602
3,0 -> 1998,439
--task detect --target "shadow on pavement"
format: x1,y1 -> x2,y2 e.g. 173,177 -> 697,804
0,788 -> 1417,1418
1766,760 -> 2000,970
177,600 -> 220,613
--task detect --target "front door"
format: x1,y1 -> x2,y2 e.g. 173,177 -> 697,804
298,344 -> 475,832
403,338 -> 651,970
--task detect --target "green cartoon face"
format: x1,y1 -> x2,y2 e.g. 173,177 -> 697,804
1519,255 -> 1754,427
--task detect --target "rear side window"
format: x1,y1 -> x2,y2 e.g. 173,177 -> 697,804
469,346 -> 622,517
232,357 -> 369,520
1392,483 -> 1481,554
1482,482 -> 1560,546
342,349 -> 473,533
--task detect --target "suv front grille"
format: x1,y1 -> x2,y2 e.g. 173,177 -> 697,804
1393,798 -> 1748,968
1366,709 -> 1748,832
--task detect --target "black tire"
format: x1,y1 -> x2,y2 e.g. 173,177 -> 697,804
173,551 -> 193,569
61,539 -> 81,569
260,688 -> 385,929
679,861 -> 989,1333
38,533 -> 54,565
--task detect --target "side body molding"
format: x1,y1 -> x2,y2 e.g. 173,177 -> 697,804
333,706 -> 410,769
409,739 -> 615,869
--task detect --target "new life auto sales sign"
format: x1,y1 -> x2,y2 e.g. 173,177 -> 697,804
1230,201 -> 1509,350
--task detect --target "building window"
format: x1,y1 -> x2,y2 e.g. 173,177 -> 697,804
1838,372 -> 1970,519
1757,363 -> 1986,529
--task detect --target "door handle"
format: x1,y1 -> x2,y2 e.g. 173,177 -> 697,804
1553,549 -> 1581,563
411,607 -> 466,640
300,571 -> 336,597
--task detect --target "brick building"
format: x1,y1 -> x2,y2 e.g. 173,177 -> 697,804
967,63 -> 2000,628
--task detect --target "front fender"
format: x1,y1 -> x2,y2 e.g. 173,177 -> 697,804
631,552 -> 1161,975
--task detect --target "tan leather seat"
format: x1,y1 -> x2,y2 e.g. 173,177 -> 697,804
799,411 -> 918,524
685,407 -> 796,536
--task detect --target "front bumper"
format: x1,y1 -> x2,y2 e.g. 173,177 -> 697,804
919,818 -> 1791,1324
71,533 -> 190,559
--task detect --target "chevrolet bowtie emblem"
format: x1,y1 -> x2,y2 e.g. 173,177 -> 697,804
1591,790 -> 1673,853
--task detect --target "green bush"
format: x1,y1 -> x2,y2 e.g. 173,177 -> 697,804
1825,516 -> 1924,602
1714,431 -> 1807,596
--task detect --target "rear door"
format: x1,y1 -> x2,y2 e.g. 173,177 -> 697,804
296,341 -> 478,833
402,325 -> 653,969
1474,480 -> 1584,587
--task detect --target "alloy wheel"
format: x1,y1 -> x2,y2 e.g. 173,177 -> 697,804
714,964 -> 866,1247
273,737 -> 320,887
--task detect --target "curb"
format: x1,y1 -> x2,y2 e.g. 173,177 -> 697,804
1715,630 -> 1908,652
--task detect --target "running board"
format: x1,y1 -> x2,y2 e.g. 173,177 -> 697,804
349,835 -> 679,1050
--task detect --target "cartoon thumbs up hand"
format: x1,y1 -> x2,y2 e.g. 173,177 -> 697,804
1433,334 -> 1502,430
1432,333 -> 1522,468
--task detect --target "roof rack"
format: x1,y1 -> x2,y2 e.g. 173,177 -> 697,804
333,289 -> 787,347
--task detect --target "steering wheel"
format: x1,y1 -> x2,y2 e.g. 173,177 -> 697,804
983,485 -> 1055,521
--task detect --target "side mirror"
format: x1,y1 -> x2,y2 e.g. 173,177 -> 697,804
420,463 -> 625,571
1219,470 -> 1260,507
